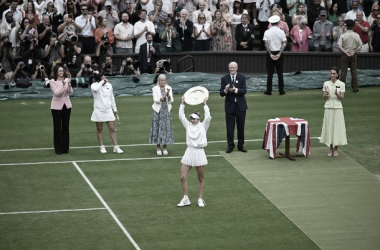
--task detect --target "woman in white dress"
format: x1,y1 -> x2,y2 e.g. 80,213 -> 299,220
320,66 -> 347,157
177,96 -> 211,208
91,73 -> 123,154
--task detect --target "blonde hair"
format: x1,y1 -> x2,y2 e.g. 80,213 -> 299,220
220,1 -> 229,11
156,74 -> 167,86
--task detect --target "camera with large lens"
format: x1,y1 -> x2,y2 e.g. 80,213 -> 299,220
55,40 -> 62,47
101,33 -> 109,47
5,41 -> 12,48
126,60 -> 132,65
70,35 -> 78,43
105,62 -> 112,69
85,63 -> 91,69
39,65 -> 45,70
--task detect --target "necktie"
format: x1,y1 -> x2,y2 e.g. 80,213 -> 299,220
232,75 -> 235,84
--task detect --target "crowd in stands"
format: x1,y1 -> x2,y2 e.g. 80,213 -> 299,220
0,0 -> 379,80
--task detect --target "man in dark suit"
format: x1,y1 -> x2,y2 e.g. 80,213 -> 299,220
174,9 -> 194,51
220,62 -> 248,153
235,14 -> 255,51
138,32 -> 161,74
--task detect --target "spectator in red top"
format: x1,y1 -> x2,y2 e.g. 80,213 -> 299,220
354,10 -> 370,52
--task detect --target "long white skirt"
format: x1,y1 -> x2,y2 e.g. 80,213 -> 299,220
181,147 -> 208,167
91,108 -> 115,122
320,108 -> 347,147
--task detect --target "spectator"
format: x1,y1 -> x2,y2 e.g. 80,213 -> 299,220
37,14 -> 54,56
100,55 -> 118,75
307,0 -> 326,31
231,0 -> 244,50
2,0 -> 22,24
159,16 -> 182,52
114,13 -> 134,54
220,1 -> 233,50
141,0 -> 155,16
369,11 -> 380,52
367,5 -> 379,26
33,0 -> 47,18
245,0 -> 258,26
22,1 -> 40,25
18,17 -> 38,56
119,0 -> 139,24
120,56 -> 140,75
63,0 -> 81,19
42,1 -> 63,32
354,10 -> 370,52
21,36 -> 42,66
134,9 -> 155,53
235,14 -> 255,50
312,10 -> 333,51
328,3 -> 341,26
98,1 -> 120,30
94,16 -> 115,52
291,3 -> 307,26
139,32 -> 161,74
162,0 -> 177,16
75,4 -> 96,54
173,5 -> 183,20
257,0 -> 274,50
290,17 -> 312,51
211,10 -> 228,51
149,0 -> 169,42
268,12 -> 290,37
59,31 -> 82,76
57,14 -> 83,37
0,11 -> 15,41
338,19 -> 362,92
80,0 -> 100,15
95,35 -> 113,67
76,55 -> 98,77
193,12 -> 211,50
0,36 -> 15,79
287,0 -> 304,17
44,0 -> 65,15
44,36 -> 65,75
270,3 -> 286,21
178,0 -> 198,21
192,0 -> 212,25
345,0 -> 367,20
174,8 -> 193,51
332,16 -> 346,52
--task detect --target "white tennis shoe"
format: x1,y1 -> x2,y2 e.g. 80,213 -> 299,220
177,197 -> 191,207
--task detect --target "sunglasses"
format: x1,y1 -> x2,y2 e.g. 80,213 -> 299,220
220,4 -> 224,6
82,8 -> 88,10
373,9 -> 379,11
199,17 -> 205,19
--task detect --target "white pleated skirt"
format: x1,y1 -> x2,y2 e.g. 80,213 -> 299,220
91,108 -> 115,122
181,147 -> 208,167
320,108 -> 347,147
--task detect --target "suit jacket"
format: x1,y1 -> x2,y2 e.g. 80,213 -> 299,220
235,23 -> 255,51
152,85 -> 174,113
219,72 -> 247,113
50,78 -> 73,110
174,19 -> 194,51
139,42 -> 161,74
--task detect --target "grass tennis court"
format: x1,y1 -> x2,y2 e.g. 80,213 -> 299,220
1,87 -> 380,250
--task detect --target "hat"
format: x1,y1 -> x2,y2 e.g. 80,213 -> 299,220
319,10 -> 327,16
344,19 -> 355,26
190,113 -> 200,119
268,15 -> 280,23
105,1 -> 112,6
174,6 -> 183,12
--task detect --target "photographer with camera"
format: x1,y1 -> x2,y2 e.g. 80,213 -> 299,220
120,57 -> 140,75
18,17 -> 39,56
57,14 -> 83,37
153,59 -> 171,83
100,55 -> 118,76
0,36 -> 15,79
44,36 -> 65,75
38,15 -> 54,56
58,30 -> 82,76
98,1 -> 120,30
159,17 -> 181,52
76,55 -> 99,77
10,61 -> 32,79
31,61 -> 48,80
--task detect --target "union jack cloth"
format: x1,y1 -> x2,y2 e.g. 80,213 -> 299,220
262,117 -> 310,159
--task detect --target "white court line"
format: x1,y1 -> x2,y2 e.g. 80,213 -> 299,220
0,155 -> 222,166
0,137 -> 321,152
0,207 -> 106,215
73,162 -> 141,250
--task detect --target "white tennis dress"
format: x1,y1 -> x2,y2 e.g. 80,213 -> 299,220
91,80 -> 117,122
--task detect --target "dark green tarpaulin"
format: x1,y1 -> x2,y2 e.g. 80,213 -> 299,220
1,70 -> 379,100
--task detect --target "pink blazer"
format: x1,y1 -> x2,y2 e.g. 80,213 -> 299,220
50,78 -> 73,110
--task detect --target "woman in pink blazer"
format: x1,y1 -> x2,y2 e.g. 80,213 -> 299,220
50,66 -> 73,155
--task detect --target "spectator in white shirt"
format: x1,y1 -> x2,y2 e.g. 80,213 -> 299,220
192,0 -> 212,24
134,9 -> 155,53
114,13 -> 134,53
2,0 -> 22,24
75,4 -> 96,54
